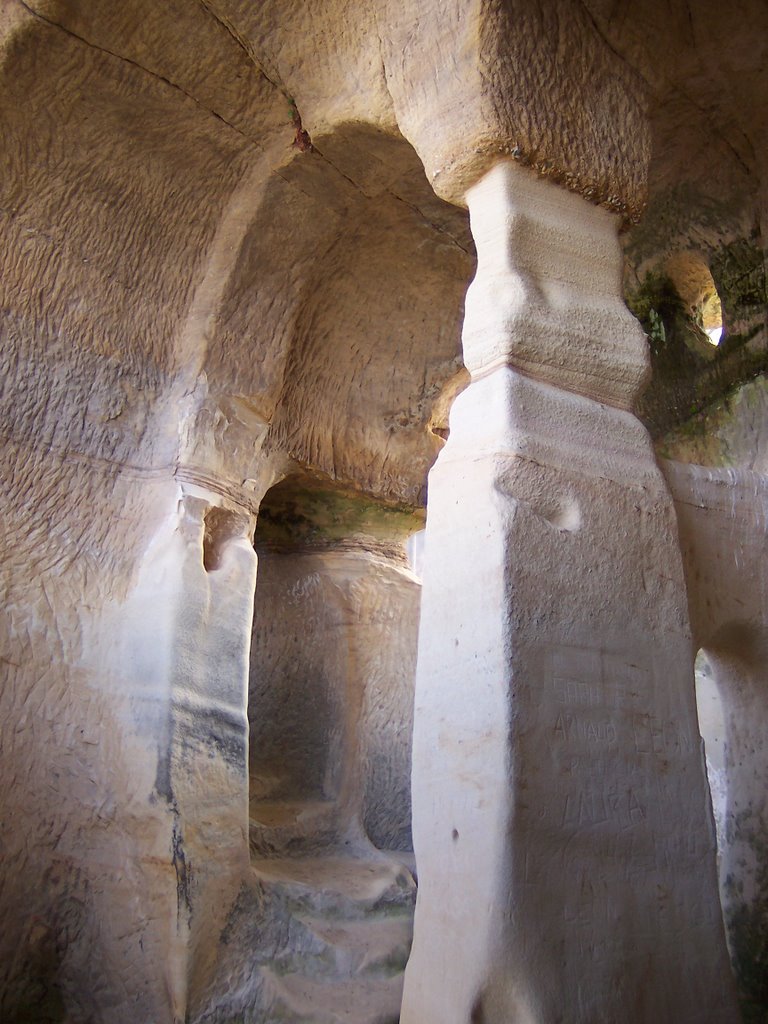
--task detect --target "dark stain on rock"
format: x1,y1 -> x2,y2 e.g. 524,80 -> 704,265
172,819 -> 192,922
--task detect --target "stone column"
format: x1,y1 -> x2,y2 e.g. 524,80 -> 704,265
707,643 -> 768,1017
106,479 -> 258,1020
249,484 -> 422,857
664,461 -> 768,1018
401,162 -> 739,1024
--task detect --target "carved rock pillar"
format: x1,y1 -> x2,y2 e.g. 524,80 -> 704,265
249,541 -> 420,855
401,162 -> 738,1023
110,481 -> 258,1020
664,461 -> 768,1017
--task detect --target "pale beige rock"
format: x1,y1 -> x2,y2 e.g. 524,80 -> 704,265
249,541 -> 420,854
0,1 -> 766,1021
660,376 -> 768,473
0,6 -> 462,1015
380,0 -> 650,214
401,161 -> 737,1023
664,460 -> 768,1007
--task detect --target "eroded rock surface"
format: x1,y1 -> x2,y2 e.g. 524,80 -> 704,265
1,1 -> 767,1021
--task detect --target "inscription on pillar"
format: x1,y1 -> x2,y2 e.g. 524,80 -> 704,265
545,647 -> 649,788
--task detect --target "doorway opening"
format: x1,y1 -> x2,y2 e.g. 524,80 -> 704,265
694,648 -> 728,870
664,251 -> 724,346
248,472 -> 423,858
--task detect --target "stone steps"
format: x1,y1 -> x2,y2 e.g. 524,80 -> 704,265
249,851 -> 415,1023
260,968 -> 404,1024
296,915 -> 412,977
249,800 -> 340,859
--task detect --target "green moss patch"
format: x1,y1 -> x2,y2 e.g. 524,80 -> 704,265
255,473 -> 422,551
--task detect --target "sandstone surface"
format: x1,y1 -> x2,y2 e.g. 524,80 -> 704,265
1,2 -> 767,1022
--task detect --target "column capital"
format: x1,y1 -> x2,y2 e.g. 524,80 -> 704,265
462,160 -> 649,410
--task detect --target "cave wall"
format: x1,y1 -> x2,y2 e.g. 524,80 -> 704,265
613,0 -> 768,441
1,1 -> 766,1021
664,462 -> 768,1021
